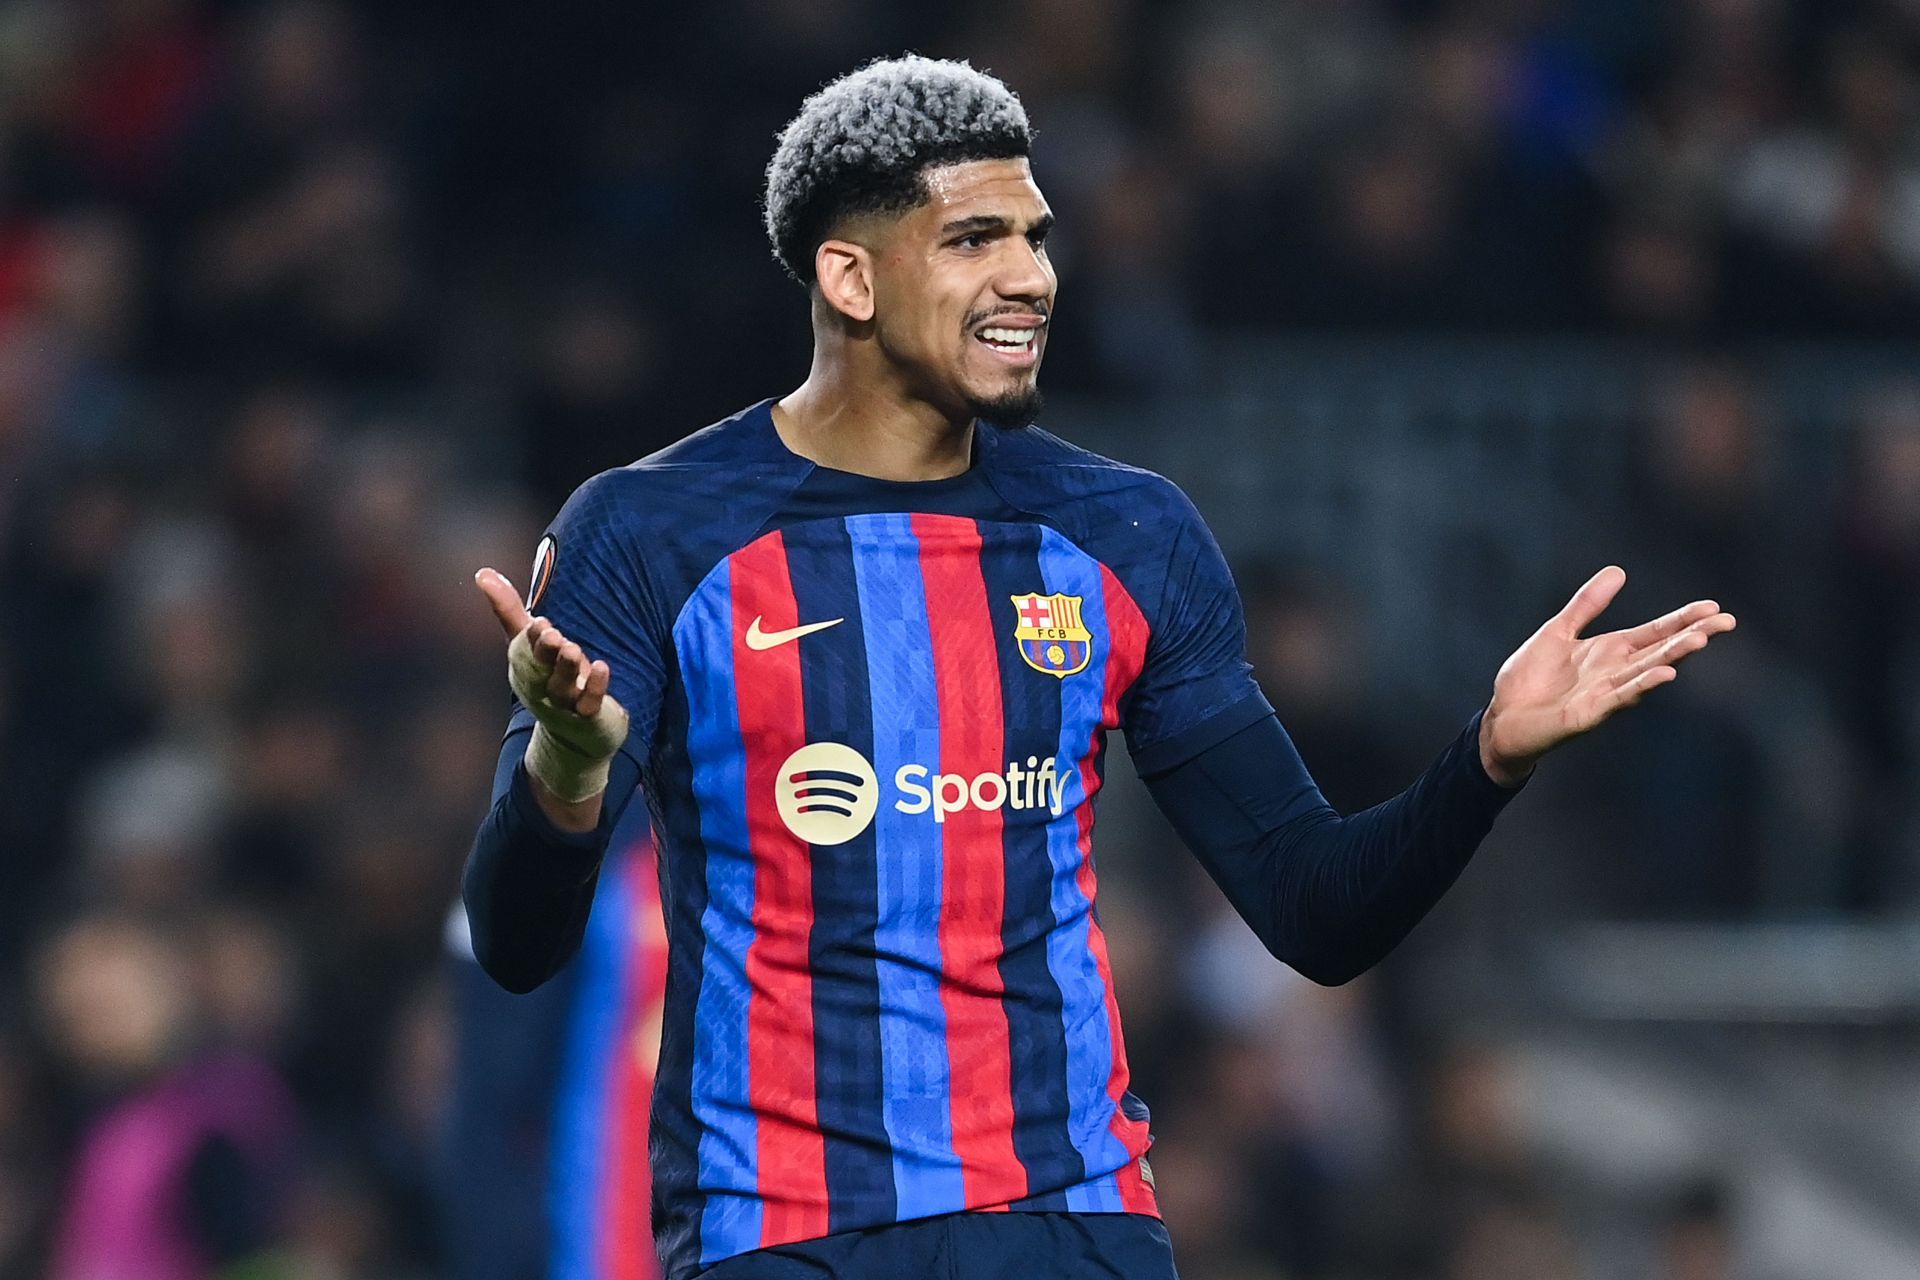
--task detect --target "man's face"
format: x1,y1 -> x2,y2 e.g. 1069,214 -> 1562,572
866,157 -> 1056,426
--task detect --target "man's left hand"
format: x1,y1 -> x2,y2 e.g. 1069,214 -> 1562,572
1479,565 -> 1736,787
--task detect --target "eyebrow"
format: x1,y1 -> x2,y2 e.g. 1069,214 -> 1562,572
939,212 -> 1056,239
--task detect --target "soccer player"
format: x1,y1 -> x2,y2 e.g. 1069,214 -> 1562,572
463,56 -> 1735,1280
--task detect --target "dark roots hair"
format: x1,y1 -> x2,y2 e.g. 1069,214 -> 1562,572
764,55 -> 1032,285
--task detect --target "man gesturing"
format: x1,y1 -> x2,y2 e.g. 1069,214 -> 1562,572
463,56 -> 1733,1280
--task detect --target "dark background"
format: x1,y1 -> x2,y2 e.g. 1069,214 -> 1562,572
5,1 -> 1920,1277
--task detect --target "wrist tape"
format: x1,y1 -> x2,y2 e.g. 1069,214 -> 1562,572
506,625 -> 628,804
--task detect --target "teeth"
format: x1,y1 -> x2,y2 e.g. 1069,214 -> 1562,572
980,327 -> 1035,347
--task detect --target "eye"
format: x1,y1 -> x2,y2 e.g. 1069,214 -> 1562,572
956,232 -> 989,250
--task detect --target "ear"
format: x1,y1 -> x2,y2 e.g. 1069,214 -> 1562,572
814,239 -> 876,324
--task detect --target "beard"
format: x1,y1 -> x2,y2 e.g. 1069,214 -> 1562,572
967,383 -> 1044,430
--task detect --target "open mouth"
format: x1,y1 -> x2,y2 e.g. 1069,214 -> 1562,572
974,320 -> 1044,365
978,325 -> 1038,352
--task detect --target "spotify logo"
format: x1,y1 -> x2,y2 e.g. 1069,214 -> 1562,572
775,743 -> 879,845
772,742 -> 1074,845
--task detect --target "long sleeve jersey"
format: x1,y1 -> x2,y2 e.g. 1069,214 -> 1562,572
463,400 -> 1520,1280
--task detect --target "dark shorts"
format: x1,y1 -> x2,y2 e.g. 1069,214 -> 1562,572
694,1212 -> 1178,1280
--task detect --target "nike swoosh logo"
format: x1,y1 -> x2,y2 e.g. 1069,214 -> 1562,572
745,615 -> 844,650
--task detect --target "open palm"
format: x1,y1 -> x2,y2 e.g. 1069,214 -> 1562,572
1479,566 -> 1736,785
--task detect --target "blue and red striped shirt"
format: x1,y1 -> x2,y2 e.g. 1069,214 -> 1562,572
507,401 -> 1278,1278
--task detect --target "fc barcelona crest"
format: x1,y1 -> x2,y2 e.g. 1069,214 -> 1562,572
1011,592 -> 1093,678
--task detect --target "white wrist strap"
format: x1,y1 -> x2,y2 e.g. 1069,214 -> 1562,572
524,723 -> 614,805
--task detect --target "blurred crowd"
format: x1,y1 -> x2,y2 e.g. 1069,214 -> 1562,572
3,0 -> 1919,1277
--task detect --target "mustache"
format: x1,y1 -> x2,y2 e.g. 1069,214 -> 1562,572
964,302 -> 1051,329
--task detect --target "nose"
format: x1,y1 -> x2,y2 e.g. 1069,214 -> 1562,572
995,237 -> 1054,304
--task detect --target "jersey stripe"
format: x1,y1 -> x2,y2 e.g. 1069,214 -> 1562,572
729,532 -> 831,1248
785,520 -> 896,1228
1087,562 -> 1157,1214
1032,528 -> 1136,1212
977,523 -> 1079,1209
677,557 -> 764,1262
848,513 -> 967,1218
913,514 -> 1024,1206
647,678 -> 715,1271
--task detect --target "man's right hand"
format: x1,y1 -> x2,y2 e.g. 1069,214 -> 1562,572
475,567 -> 629,827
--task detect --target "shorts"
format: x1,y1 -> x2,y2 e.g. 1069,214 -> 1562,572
693,1212 -> 1178,1280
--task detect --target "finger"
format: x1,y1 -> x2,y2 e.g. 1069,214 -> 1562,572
546,641 -> 588,706
475,568 -> 533,638
1604,663 -> 1677,712
1619,599 -> 1719,651
531,620 -> 566,664
576,660 -> 611,719
1610,616 -> 1724,687
1667,610 -> 1738,654
1554,565 -> 1626,639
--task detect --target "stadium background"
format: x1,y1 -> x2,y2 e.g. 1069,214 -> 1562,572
4,0 -> 1920,1276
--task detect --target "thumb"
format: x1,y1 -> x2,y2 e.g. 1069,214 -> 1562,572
1552,565 -> 1625,639
474,568 -> 533,639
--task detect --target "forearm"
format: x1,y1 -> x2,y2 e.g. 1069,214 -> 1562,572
1146,712 -> 1519,985
526,757 -> 605,832
462,728 -> 638,992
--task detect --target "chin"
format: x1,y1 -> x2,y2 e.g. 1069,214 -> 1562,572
967,383 -> 1044,430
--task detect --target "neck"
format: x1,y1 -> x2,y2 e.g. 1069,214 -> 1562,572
774,342 -> 975,481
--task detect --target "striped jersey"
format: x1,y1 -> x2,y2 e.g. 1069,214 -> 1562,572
519,400 -> 1272,1279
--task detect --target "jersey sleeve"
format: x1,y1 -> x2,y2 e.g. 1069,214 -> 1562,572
1122,485 -> 1274,778
518,470 -> 667,766
1144,711 -> 1520,985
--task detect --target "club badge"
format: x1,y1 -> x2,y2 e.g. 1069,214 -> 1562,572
526,535 -> 557,610
1011,592 -> 1092,678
